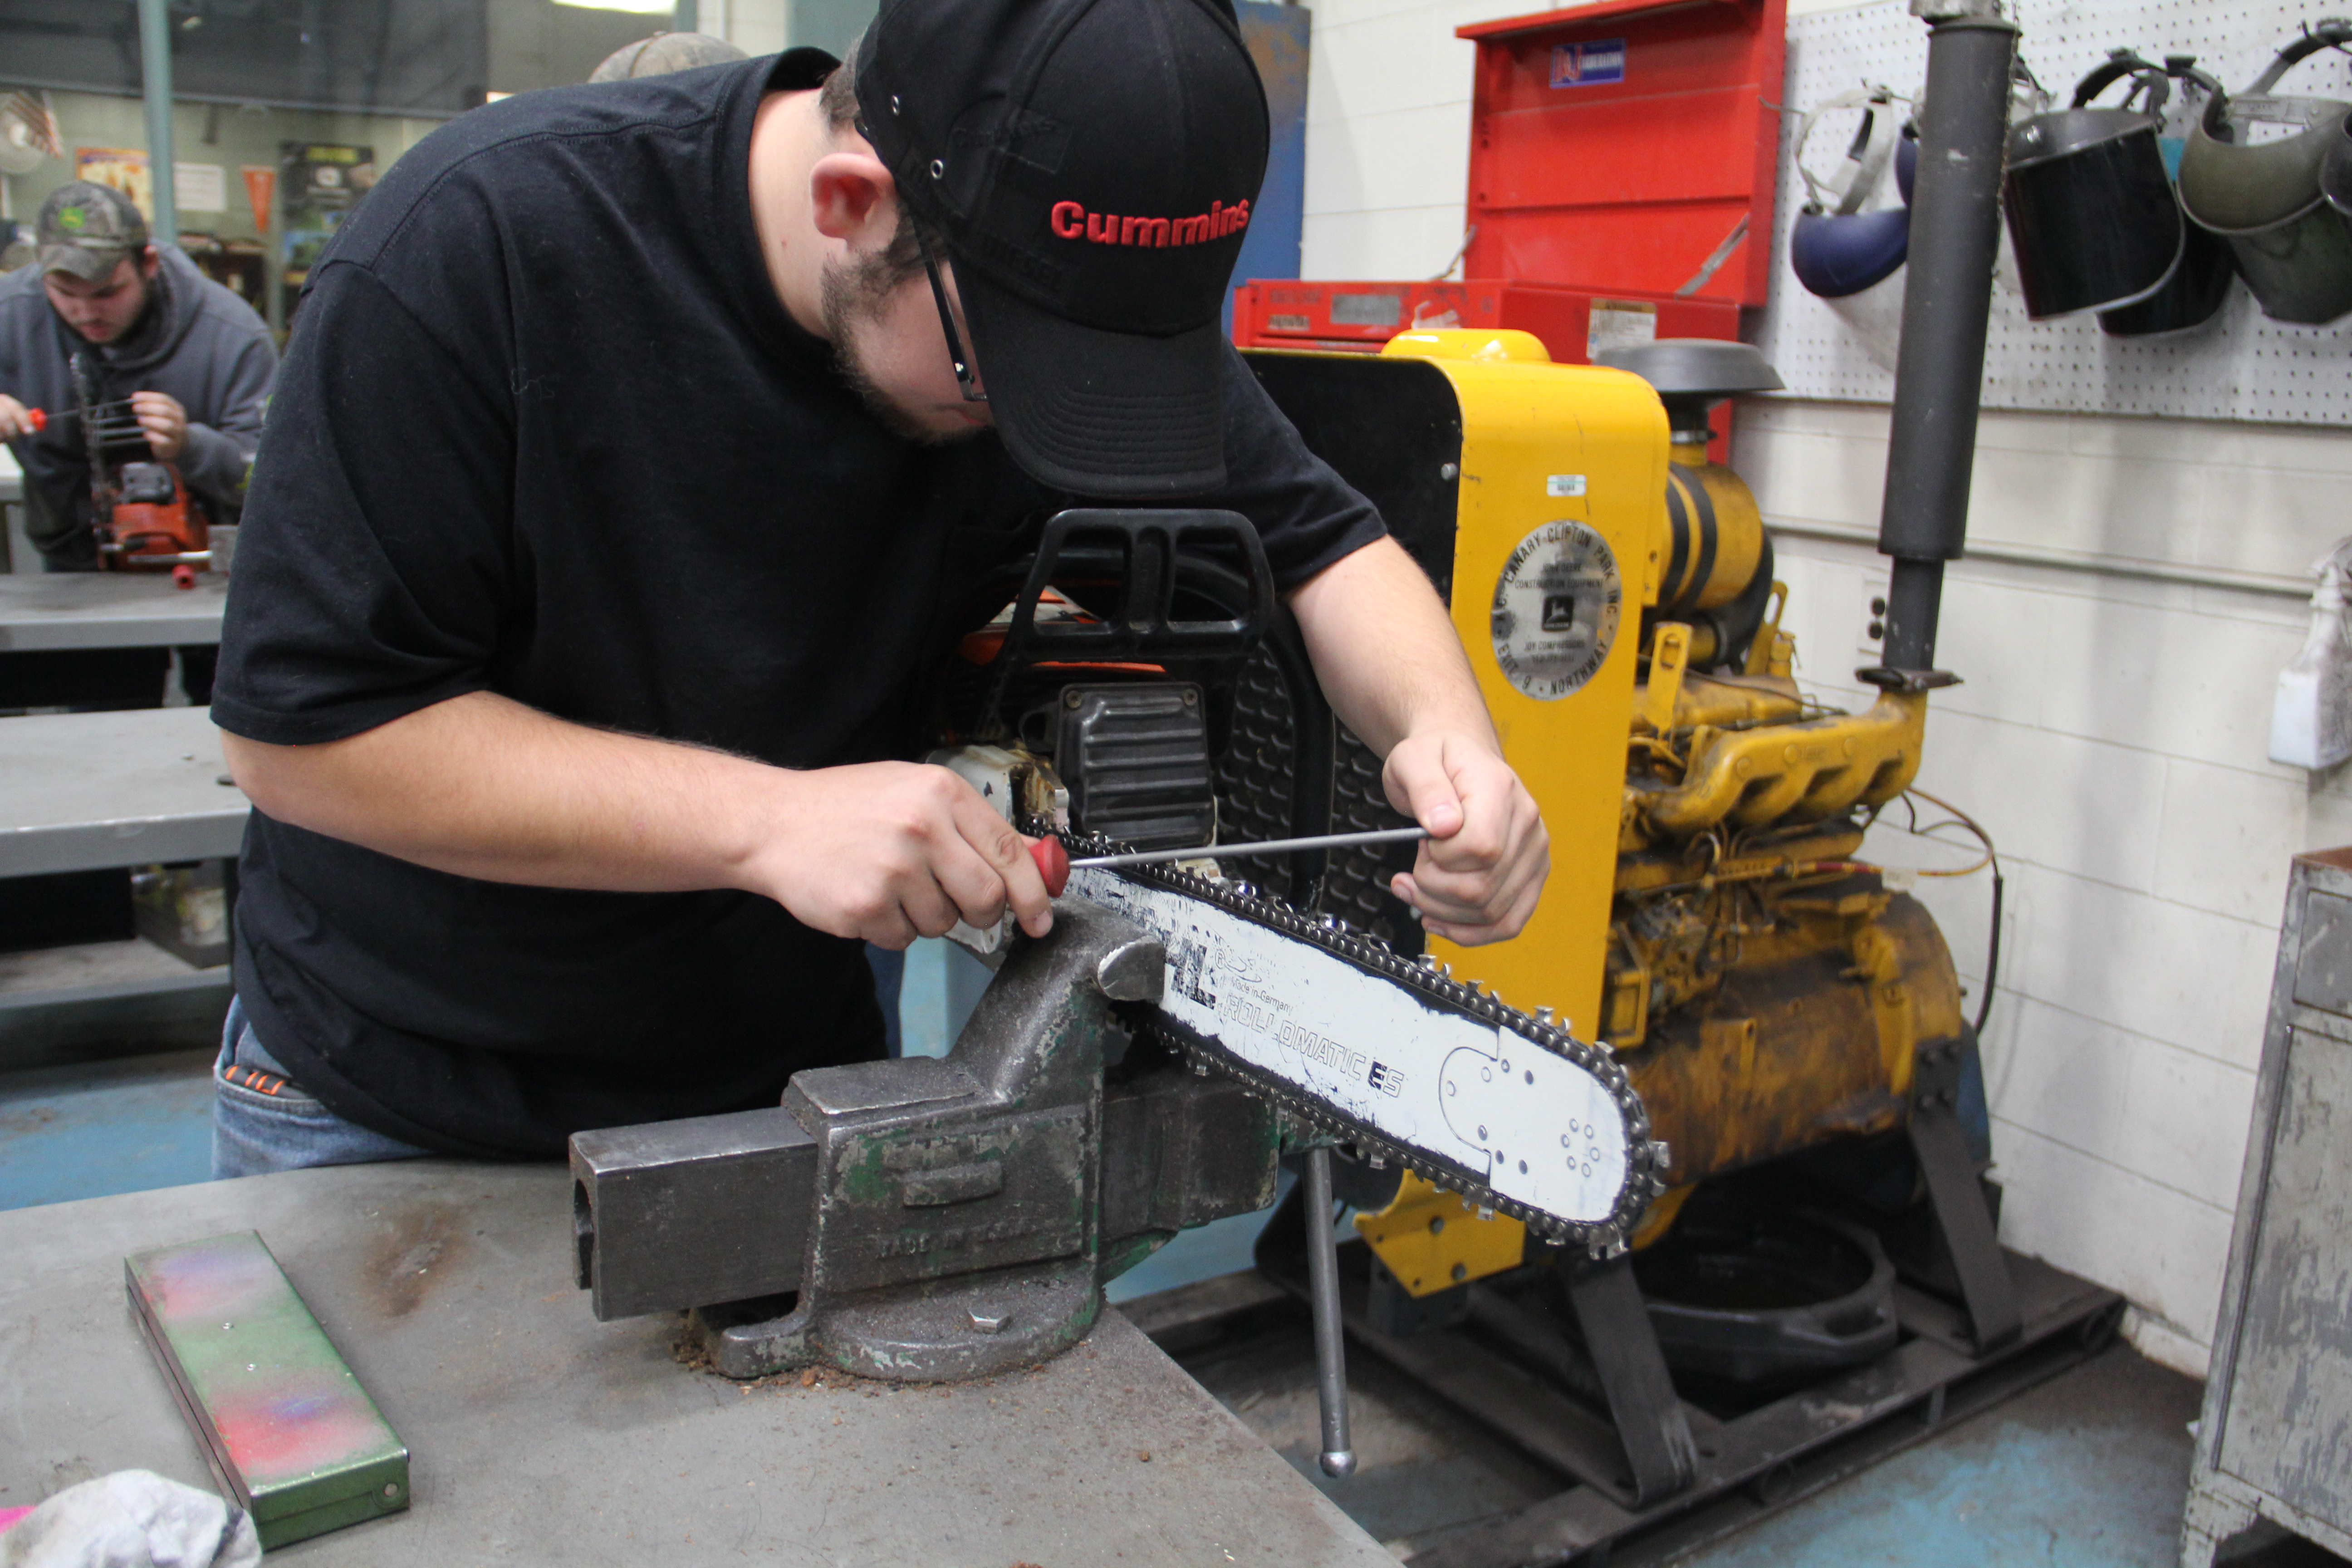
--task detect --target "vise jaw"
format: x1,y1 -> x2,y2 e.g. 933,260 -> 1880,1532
570,899 -> 1279,1382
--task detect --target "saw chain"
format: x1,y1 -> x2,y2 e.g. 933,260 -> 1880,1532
1054,833 -> 1669,1255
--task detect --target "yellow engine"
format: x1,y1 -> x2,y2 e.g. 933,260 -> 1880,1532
1235,331 -> 1969,1297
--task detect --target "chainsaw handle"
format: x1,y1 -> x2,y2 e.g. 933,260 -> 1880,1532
1002,508 -> 1276,662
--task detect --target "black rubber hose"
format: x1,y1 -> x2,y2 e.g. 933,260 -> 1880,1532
1975,866 -> 2004,1036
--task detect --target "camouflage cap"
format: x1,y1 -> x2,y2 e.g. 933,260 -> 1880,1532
588,31 -> 747,83
36,181 -> 150,284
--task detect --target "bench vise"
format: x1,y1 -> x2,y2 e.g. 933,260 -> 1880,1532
569,900 -> 1282,1381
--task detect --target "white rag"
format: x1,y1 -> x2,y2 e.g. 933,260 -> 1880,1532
0,1471 -> 259,1568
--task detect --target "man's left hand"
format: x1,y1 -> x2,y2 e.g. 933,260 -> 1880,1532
1382,730 -> 1549,946
129,391 -> 188,461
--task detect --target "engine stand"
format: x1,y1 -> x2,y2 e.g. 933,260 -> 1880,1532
1239,1111 -> 2121,1567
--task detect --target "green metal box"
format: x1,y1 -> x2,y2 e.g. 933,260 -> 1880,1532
126,1230 -> 408,1548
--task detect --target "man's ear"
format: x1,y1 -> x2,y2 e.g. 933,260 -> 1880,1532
808,151 -> 898,247
138,244 -> 162,279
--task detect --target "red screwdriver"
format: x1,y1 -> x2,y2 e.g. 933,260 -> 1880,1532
16,402 -> 143,434
1026,826 -> 1429,898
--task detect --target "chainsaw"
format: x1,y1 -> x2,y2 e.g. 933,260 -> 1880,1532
566,511 -> 1662,1441
69,348 -> 210,578
924,505 -> 1661,1247
1055,837 -> 1662,1250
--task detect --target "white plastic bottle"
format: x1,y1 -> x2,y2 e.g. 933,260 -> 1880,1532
2271,544 -> 2352,770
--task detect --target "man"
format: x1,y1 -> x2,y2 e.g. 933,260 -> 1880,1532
207,0 -> 1552,1176
589,29 -> 747,82
0,181 -> 275,702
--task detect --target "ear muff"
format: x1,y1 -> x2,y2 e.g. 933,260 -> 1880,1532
1789,86 -> 1913,300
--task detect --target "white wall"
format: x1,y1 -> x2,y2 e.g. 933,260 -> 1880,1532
1298,0 -> 2352,1376
1753,402 -> 2347,1377
713,0 -> 790,55
713,0 -> 876,58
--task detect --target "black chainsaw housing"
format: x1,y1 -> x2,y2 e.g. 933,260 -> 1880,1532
939,507 -> 1343,903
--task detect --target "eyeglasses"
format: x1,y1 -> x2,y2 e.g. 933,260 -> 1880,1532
916,226 -> 987,403
845,115 -> 986,403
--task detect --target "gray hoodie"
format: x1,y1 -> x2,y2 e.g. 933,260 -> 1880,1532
0,245 -> 276,566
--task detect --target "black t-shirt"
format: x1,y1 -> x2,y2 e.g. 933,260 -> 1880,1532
211,51 -> 1386,1159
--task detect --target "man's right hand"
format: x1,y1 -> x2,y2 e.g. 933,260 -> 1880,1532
0,394 -> 36,441
221,693 -> 1059,952
747,762 -> 1056,948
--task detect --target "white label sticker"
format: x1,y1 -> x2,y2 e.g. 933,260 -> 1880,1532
1490,519 -> 1622,701
1545,474 -> 1587,498
1071,870 -> 1631,1224
1586,298 -> 1658,358
1329,292 -> 1403,328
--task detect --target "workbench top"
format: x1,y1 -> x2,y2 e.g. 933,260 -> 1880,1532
0,571 -> 230,651
0,1161 -> 1394,1566
0,706 -> 247,876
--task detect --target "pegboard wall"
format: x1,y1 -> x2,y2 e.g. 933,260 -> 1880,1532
1749,0 -> 2352,425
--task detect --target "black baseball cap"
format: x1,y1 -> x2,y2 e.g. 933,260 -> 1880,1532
855,0 -> 1269,496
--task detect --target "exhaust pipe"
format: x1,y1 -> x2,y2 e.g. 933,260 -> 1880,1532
1869,0 -> 2020,687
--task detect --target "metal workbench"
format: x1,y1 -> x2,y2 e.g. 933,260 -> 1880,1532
0,1161 -> 1394,1566
0,446 -> 227,627
0,708 -> 247,1045
0,455 -> 241,1055
0,706 -> 247,877
0,572 -> 230,650
1,449 -> 24,572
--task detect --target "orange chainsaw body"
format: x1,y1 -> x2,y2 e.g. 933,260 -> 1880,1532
98,461 -> 209,575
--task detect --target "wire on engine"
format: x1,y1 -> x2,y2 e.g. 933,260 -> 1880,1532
1887,786 -> 2004,1036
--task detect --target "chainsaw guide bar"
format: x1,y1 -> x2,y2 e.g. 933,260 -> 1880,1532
1057,838 -> 1667,1253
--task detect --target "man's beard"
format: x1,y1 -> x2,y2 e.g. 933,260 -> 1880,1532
819,252 -> 980,447
93,267 -> 168,353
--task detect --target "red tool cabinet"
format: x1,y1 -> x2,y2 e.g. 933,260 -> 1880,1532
1234,0 -> 1786,383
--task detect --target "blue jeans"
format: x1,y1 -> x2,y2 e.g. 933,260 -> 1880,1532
211,995 -> 434,1178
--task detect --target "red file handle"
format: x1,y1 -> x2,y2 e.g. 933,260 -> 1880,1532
1029,836 -> 1069,898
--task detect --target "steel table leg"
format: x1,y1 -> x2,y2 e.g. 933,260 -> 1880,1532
1303,1147 -> 1357,1478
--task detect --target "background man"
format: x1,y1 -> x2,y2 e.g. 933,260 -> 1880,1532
589,29 -> 747,81
0,181 -> 276,703
207,0 -> 1551,1176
